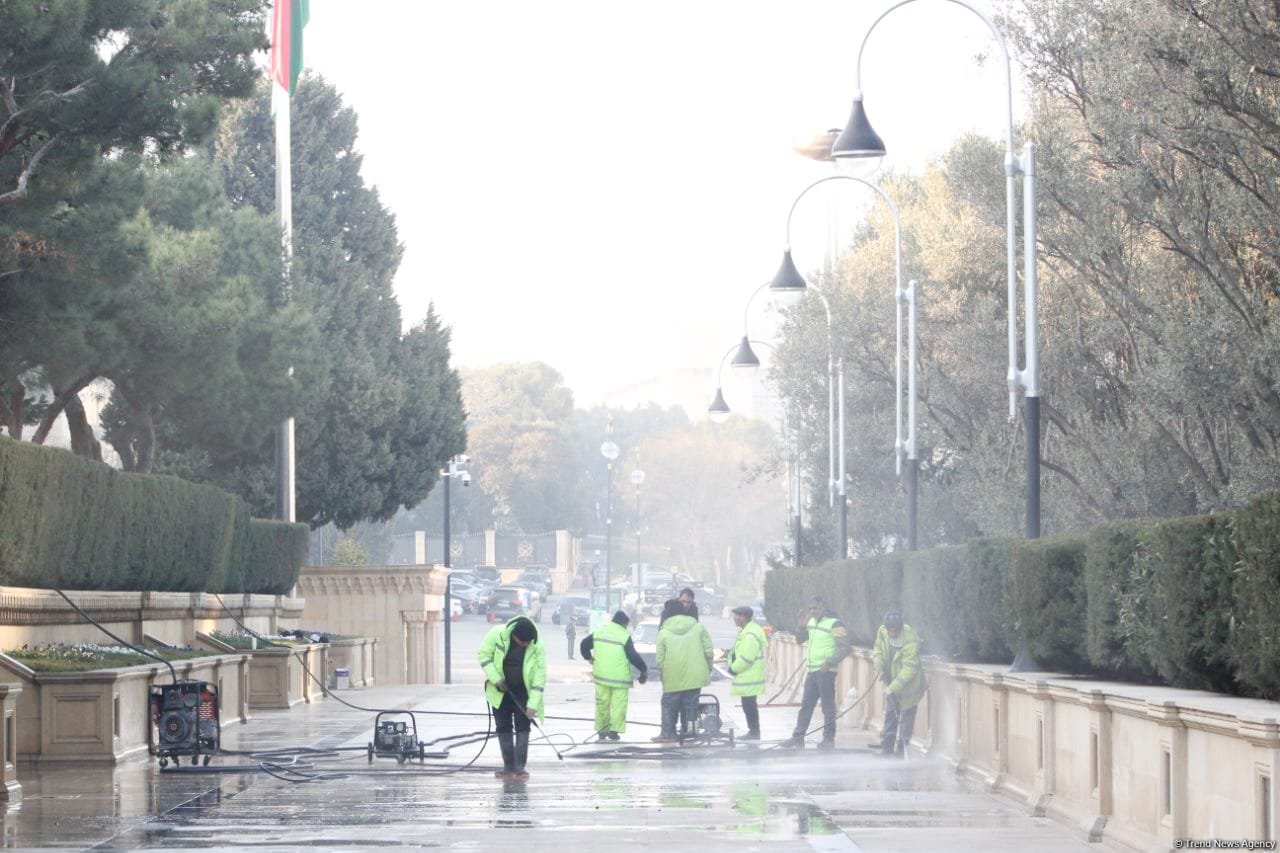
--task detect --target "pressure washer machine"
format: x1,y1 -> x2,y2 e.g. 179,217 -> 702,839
676,693 -> 728,744
150,681 -> 220,767
367,712 -> 425,763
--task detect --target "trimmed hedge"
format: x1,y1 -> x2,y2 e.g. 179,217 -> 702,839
241,519 -> 309,595
1011,534 -> 1089,673
1084,520 -> 1153,678
0,436 -> 306,594
763,490 -> 1280,700
1230,492 -> 1280,698
958,538 -> 1017,662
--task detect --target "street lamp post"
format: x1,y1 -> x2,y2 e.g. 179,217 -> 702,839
441,454 -> 469,685
631,456 -> 644,585
770,175 -> 918,550
708,339 -> 804,567
600,418 -> 619,602
832,0 -> 1039,539
734,281 -> 838,519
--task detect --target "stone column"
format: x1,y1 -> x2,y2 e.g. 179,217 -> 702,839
1084,688 -> 1112,842
402,611 -> 427,684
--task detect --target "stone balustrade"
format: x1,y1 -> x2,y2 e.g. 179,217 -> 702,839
767,633 -> 1280,849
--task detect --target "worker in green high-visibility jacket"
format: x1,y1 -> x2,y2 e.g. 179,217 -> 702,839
726,604 -> 769,740
477,615 -> 545,780
873,609 -> 927,757
781,595 -> 851,749
580,610 -> 648,741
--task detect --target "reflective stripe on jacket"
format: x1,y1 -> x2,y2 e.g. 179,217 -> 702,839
728,621 -> 768,697
477,618 -> 547,719
871,623 -> 927,709
590,621 -> 634,688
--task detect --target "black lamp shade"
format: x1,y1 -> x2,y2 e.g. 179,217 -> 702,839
831,98 -> 886,158
708,387 -> 730,422
770,250 -> 806,295
731,336 -> 760,371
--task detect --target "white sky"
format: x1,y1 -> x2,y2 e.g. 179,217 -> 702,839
303,1 -> 1023,406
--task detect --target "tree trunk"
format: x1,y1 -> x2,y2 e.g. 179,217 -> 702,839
0,383 -> 22,438
30,375 -> 93,445
64,394 -> 102,462
132,404 -> 155,473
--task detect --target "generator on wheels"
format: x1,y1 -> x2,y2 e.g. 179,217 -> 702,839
677,693 -> 730,744
367,712 -> 425,763
150,681 -> 220,767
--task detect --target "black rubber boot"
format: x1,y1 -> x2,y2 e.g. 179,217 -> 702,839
513,731 -> 530,780
495,732 -> 515,778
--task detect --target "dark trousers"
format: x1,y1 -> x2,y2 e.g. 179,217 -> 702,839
660,689 -> 700,738
792,670 -> 837,742
740,695 -> 760,734
493,687 -> 531,734
879,700 -> 918,754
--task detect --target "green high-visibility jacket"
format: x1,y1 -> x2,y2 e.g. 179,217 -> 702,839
727,621 -> 768,697
872,623 -> 927,709
798,613 -> 849,672
655,614 -> 713,692
477,618 -> 546,719
589,621 -> 635,688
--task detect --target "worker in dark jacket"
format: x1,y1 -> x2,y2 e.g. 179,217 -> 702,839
477,616 -> 545,780
580,610 -> 648,741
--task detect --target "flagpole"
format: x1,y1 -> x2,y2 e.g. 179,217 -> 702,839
273,2 -> 295,524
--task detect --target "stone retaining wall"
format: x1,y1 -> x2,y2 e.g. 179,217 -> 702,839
767,634 -> 1280,850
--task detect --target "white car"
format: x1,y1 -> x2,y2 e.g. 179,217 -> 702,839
631,619 -> 660,679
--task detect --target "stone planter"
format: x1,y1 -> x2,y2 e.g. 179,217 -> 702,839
197,635 -> 328,710
325,638 -> 376,688
0,651 -> 248,764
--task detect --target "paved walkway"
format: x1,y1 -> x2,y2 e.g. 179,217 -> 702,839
1,674 -> 1121,851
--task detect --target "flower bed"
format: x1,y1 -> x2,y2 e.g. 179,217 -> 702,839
197,632 -> 328,710
5,643 -> 212,673
0,650 -> 249,763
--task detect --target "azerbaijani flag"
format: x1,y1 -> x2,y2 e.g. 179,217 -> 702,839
270,0 -> 309,111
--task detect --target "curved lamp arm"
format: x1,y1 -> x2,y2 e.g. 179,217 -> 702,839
709,339 -> 776,422
783,174 -> 908,474
852,0 -> 1014,156
847,0 -> 1033,416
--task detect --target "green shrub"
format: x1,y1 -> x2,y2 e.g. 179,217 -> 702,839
1011,534 -> 1089,672
763,566 -> 824,633
957,538 -> 1016,662
901,547 -> 964,658
241,519 -> 309,595
1229,492 -> 1280,698
1139,514 -> 1236,692
844,553 -> 903,646
0,436 -> 305,594
1085,520 -> 1156,678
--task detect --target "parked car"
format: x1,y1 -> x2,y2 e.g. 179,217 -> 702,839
552,595 -> 589,626
447,579 -> 488,614
514,571 -> 550,600
631,618 -> 660,678
487,585 -> 542,622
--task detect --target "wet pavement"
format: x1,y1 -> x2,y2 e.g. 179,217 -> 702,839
0,642 -> 1118,851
